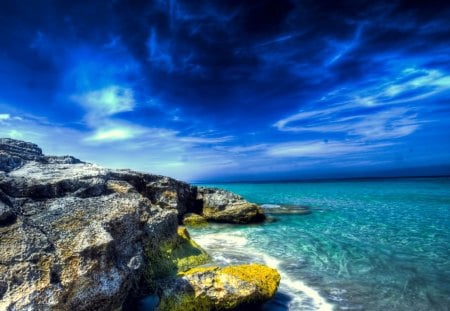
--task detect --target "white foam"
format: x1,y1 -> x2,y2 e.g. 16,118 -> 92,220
192,231 -> 334,311
260,253 -> 334,311
192,232 -> 248,248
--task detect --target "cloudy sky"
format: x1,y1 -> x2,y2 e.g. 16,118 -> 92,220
1,0 -> 450,181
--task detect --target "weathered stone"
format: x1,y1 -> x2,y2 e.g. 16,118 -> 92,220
198,187 -> 265,224
157,264 -> 281,311
0,138 -> 272,310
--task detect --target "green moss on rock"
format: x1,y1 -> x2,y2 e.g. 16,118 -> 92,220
221,264 -> 281,301
157,263 -> 281,311
144,226 -> 210,290
173,227 -> 210,272
182,213 -> 208,228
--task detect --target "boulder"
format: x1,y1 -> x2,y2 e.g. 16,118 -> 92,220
197,187 -> 265,224
157,264 -> 281,311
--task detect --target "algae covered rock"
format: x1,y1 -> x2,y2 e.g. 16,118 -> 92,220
157,264 -> 281,311
182,213 -> 208,227
144,226 -> 210,286
197,187 -> 265,224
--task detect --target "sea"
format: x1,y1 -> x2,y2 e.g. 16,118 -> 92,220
188,178 -> 450,311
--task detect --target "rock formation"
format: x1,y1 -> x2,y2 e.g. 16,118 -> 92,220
0,138 -> 275,310
197,187 -> 265,223
158,264 -> 281,311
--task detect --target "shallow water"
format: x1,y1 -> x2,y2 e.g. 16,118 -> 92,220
190,178 -> 450,311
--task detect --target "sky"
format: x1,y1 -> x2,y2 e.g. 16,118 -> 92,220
1,0 -> 450,182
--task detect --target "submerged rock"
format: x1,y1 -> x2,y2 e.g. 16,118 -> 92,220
157,264 -> 281,311
197,187 -> 265,224
262,204 -> 312,215
182,213 -> 208,228
0,138 -> 273,310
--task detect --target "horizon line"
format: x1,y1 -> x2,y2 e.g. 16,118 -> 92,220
193,174 -> 450,184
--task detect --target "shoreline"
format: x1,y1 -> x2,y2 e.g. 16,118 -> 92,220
189,224 -> 334,311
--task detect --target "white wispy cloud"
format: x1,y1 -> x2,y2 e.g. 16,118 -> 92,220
274,67 -> 450,140
178,136 -> 233,144
327,24 -> 363,65
266,140 -> 391,158
226,144 -> 269,153
348,108 -> 419,139
274,106 -> 420,140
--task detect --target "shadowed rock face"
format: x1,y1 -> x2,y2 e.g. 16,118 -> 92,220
0,139 -> 268,310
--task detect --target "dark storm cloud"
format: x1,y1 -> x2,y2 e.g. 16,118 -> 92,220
1,0 -> 450,181
2,0 -> 448,119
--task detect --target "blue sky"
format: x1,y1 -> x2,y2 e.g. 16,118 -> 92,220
1,0 -> 450,182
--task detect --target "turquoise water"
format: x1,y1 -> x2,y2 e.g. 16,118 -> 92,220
190,178 -> 450,311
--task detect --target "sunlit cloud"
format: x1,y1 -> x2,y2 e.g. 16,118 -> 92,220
73,86 -> 135,118
86,127 -> 140,142
266,140 -> 391,157
0,113 -> 11,121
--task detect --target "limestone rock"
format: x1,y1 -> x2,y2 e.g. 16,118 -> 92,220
197,187 -> 265,224
0,138 -> 270,310
157,264 -> 281,311
182,213 -> 208,227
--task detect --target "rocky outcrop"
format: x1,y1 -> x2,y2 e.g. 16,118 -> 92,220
0,138 -> 81,172
0,138 -> 274,310
197,187 -> 265,223
158,264 -> 281,311
0,175 -> 180,310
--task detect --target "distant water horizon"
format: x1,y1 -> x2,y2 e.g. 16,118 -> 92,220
194,174 -> 450,185
191,177 -> 450,310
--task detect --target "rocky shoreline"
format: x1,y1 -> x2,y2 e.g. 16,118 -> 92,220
0,138 -> 279,310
